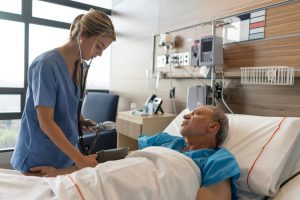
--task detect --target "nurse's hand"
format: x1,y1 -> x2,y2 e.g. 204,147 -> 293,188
26,166 -> 57,177
75,154 -> 98,169
80,118 -> 98,132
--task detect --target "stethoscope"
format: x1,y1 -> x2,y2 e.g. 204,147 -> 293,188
76,34 -> 93,155
75,34 -> 114,155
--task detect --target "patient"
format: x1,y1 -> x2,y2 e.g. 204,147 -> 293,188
28,105 -> 239,200
139,105 -> 240,200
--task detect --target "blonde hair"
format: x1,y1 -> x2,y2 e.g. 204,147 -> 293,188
70,10 -> 115,85
69,9 -> 116,41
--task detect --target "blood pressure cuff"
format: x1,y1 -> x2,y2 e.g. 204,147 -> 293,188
96,147 -> 129,163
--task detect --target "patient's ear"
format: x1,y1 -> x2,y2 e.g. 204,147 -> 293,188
207,122 -> 220,134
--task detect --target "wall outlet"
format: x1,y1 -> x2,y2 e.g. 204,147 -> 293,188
157,55 -> 166,68
172,52 -> 190,67
178,53 -> 184,66
183,52 -> 190,66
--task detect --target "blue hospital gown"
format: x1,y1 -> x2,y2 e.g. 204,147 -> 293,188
138,132 -> 240,200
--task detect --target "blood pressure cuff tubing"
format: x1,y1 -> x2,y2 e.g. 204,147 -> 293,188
96,147 -> 129,163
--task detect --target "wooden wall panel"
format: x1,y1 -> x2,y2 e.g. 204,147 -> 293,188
159,0 -> 285,33
223,0 -> 300,69
223,35 -> 300,68
265,0 -> 300,38
218,79 -> 300,117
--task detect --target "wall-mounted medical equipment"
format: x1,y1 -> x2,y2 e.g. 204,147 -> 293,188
187,85 -> 213,110
159,33 -> 173,48
191,40 -> 201,67
199,35 -> 224,66
190,35 -> 223,67
158,33 -> 174,65
240,66 -> 295,85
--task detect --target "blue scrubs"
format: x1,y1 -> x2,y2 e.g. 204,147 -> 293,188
11,48 -> 80,172
138,132 -> 240,200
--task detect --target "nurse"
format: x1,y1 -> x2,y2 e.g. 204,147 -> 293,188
11,9 -> 116,172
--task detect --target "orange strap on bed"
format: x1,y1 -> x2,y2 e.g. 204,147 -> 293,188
66,175 -> 85,200
246,117 -> 286,192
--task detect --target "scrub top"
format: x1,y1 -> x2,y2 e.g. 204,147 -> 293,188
11,48 -> 80,172
138,132 -> 240,200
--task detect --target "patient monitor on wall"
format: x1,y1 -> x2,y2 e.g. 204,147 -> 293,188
187,85 -> 213,110
190,35 -> 224,67
199,35 -> 224,66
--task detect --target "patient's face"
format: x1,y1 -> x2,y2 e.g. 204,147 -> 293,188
180,106 -> 215,138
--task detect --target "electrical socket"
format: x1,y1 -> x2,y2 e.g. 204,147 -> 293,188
183,52 -> 190,66
169,87 -> 175,98
157,55 -> 166,68
178,53 -> 184,66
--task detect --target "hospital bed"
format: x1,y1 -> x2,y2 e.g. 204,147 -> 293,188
164,109 -> 300,200
1,109 -> 300,200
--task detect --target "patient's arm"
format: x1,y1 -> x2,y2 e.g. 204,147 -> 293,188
196,179 -> 231,200
26,165 -> 79,177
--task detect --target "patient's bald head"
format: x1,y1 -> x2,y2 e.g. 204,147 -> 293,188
180,106 -> 229,148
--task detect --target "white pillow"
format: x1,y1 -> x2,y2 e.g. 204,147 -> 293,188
164,108 -> 189,136
272,174 -> 300,200
164,110 -> 300,197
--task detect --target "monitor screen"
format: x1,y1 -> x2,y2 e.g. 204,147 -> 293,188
201,39 -> 212,52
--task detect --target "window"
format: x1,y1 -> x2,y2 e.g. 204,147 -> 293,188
0,1 -> 22,14
0,0 -> 112,151
32,0 -> 87,24
0,19 -> 24,88
29,24 -> 69,64
0,95 -> 21,113
71,0 -> 112,9
0,120 -> 20,150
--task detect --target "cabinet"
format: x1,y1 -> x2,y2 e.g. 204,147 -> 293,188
116,111 -> 176,150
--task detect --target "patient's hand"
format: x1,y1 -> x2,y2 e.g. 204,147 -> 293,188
25,166 -> 57,177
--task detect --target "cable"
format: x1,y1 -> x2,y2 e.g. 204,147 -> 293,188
169,55 -> 174,89
171,96 -> 177,114
220,67 -> 234,114
87,128 -> 102,154
169,62 -> 177,114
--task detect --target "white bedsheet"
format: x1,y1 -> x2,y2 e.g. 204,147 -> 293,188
0,147 -> 200,200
